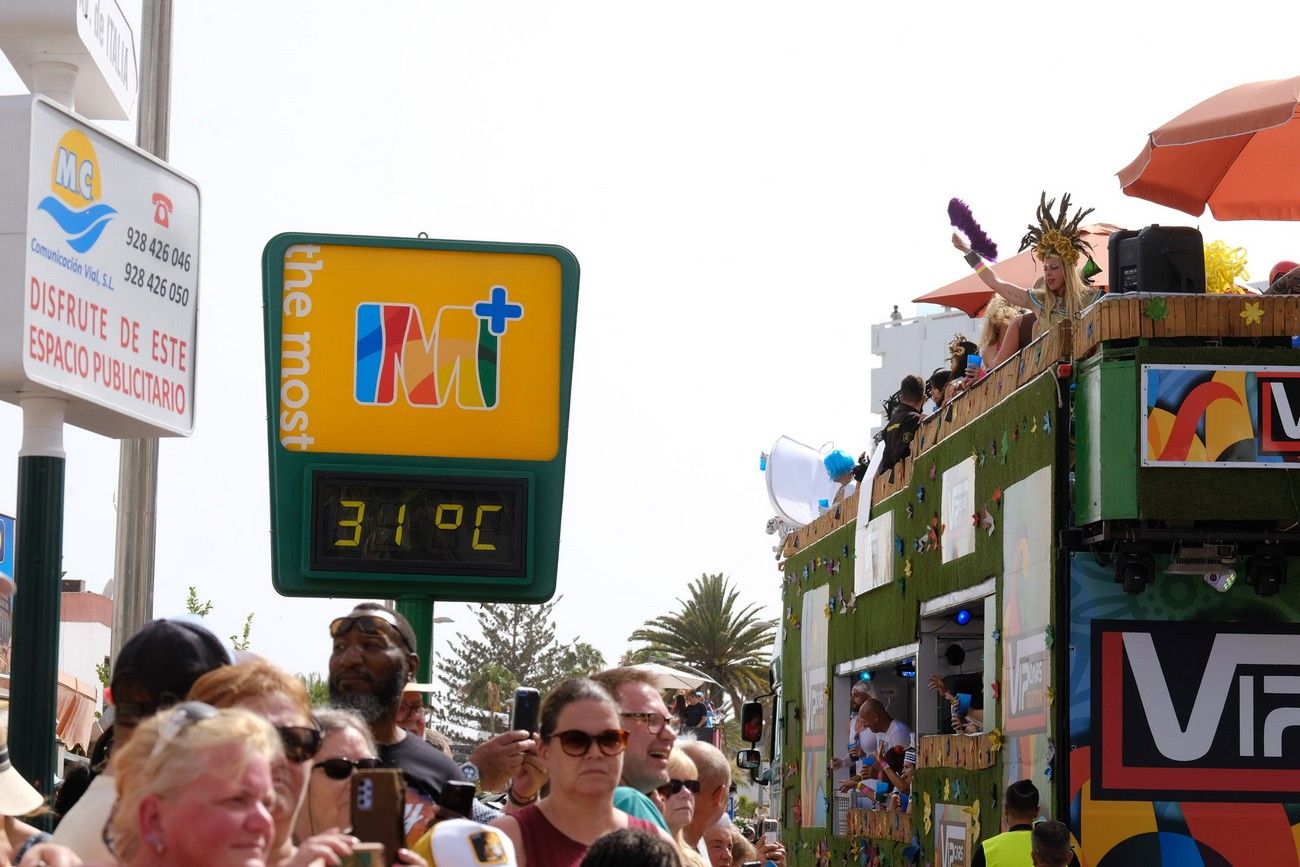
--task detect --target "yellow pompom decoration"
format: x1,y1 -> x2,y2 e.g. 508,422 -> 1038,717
1204,240 -> 1250,295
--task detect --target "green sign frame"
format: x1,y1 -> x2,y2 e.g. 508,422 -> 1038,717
262,232 -> 578,602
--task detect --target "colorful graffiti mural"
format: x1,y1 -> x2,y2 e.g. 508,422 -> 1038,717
1142,365 -> 1300,468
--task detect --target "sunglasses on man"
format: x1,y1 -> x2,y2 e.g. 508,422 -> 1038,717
329,614 -> 413,653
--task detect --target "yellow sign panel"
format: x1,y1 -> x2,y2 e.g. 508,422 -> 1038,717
277,243 -> 561,460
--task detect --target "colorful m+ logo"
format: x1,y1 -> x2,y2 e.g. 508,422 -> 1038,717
354,286 -> 524,409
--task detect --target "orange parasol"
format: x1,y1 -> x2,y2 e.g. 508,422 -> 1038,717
1118,76 -> 1300,220
913,224 -> 1119,316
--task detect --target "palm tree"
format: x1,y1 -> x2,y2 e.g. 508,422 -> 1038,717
627,573 -> 774,725
460,662 -> 517,735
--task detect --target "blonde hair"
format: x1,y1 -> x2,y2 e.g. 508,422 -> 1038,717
667,746 -> 697,781
1032,255 -> 1092,323
729,826 -> 758,863
661,747 -> 708,866
110,705 -> 280,861
187,659 -> 312,718
980,295 -> 1028,357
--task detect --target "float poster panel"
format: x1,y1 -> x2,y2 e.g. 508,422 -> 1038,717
854,509 -> 894,596
941,458 -> 975,562
801,584 -> 830,827
1001,466 -> 1052,799
1092,618 -> 1300,802
934,802 -> 973,867
1142,364 -> 1300,468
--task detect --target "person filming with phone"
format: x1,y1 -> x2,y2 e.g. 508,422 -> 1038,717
491,678 -> 670,866
327,604 -> 536,838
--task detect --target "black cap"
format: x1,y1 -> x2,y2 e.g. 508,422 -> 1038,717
110,618 -> 230,723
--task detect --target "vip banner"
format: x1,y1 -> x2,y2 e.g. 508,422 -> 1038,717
1142,365 -> 1300,468
1091,618 -> 1300,802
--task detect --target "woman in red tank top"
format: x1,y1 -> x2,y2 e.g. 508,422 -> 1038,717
492,678 -> 668,867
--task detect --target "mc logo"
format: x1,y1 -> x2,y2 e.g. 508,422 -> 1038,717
353,286 -> 524,410
36,129 -> 118,254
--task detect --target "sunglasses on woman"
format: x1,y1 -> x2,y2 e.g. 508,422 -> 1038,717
548,728 -> 629,757
656,778 -> 702,797
277,725 -> 324,763
313,756 -> 382,780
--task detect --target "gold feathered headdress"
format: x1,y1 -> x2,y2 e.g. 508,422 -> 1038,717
1018,192 -> 1094,266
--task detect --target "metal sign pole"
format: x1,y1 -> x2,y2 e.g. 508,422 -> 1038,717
396,598 -> 434,682
9,397 -> 66,801
111,0 -> 171,662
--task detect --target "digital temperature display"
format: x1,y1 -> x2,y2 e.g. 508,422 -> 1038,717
309,472 -> 528,577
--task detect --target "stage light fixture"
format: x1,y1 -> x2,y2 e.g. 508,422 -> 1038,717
1245,545 -> 1287,597
954,608 -> 972,626
1113,544 -> 1155,595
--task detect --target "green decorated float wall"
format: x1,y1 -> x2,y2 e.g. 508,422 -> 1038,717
778,372 -> 1063,866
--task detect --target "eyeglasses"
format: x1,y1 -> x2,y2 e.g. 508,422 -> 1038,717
619,712 -> 677,735
547,728 -> 629,757
656,778 -> 702,797
149,701 -> 219,758
313,756 -> 382,780
397,701 -> 428,721
277,725 -> 324,763
330,614 -> 412,653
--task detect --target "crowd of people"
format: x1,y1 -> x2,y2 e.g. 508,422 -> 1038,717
0,604 -> 786,867
865,195 -> 1300,484
830,683 -> 916,812
867,195 -> 1099,482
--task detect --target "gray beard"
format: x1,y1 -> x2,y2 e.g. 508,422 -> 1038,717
329,691 -> 390,724
328,665 -> 406,723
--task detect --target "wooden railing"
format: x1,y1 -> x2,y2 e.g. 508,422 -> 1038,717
781,293 -> 1299,558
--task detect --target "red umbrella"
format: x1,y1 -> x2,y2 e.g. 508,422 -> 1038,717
1118,76 -> 1300,220
912,224 -> 1119,316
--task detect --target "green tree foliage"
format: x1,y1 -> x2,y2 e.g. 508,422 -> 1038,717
186,585 -> 253,651
627,573 -> 774,730
297,671 -> 331,707
431,599 -> 604,744
185,586 -> 214,617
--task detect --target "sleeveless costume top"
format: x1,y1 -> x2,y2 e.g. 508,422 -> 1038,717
513,803 -> 660,867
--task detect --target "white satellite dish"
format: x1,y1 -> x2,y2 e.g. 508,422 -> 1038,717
765,436 -> 843,528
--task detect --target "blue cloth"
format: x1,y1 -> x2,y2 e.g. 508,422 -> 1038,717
613,785 -> 669,831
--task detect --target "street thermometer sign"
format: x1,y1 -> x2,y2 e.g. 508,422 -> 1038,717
262,234 -> 578,601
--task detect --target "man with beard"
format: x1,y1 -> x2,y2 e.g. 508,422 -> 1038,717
329,604 -> 461,834
329,604 -> 535,837
591,667 -> 676,831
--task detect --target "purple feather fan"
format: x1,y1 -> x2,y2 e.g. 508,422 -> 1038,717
948,198 -> 999,262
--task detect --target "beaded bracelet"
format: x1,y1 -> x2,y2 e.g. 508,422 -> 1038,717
507,787 -> 537,807
14,832 -> 52,863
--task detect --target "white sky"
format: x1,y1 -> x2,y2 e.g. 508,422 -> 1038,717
1,1 -> 1299,685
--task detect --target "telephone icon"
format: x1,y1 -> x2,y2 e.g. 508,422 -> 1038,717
152,192 -> 173,228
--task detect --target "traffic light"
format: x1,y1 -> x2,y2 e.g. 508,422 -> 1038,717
740,700 -> 764,744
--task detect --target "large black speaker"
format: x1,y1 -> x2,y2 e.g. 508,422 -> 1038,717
1107,225 -> 1206,294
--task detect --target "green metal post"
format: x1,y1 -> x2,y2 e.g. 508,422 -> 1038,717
397,597 -> 434,682
9,409 -> 66,804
